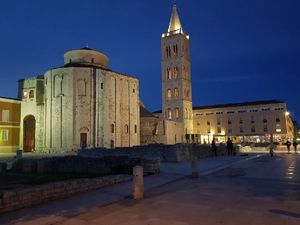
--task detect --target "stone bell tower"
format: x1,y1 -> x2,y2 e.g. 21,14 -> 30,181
161,3 -> 193,135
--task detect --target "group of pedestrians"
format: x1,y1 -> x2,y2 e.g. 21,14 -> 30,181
286,139 -> 298,154
211,137 -> 235,157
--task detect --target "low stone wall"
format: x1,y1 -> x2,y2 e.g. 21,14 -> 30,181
10,156 -> 160,175
78,144 -> 229,162
0,174 -> 131,214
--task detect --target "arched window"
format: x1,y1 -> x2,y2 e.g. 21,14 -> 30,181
173,66 -> 178,79
124,125 -> 129,134
77,79 -> 86,96
167,89 -> 172,99
111,124 -> 115,133
54,75 -> 62,97
166,47 -> 169,58
29,90 -> 34,98
182,66 -> 186,79
166,46 -> 171,58
167,108 -> 172,119
166,67 -> 171,80
173,44 -> 178,57
174,88 -> 179,98
175,108 -> 180,119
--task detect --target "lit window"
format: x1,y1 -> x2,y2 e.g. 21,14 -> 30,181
1,130 -> 8,141
276,128 -> 282,133
175,108 -> 180,119
167,89 -> 172,99
174,88 -> 179,98
166,68 -> 171,79
2,110 -> 9,122
23,91 -> 28,99
173,66 -> 178,79
168,108 -> 172,119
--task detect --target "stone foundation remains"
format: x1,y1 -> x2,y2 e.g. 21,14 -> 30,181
78,143 -> 229,162
0,175 -> 131,214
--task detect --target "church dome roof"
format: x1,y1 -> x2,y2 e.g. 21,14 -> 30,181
64,47 -> 109,69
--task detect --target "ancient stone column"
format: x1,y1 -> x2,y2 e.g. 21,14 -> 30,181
133,166 -> 144,200
191,160 -> 199,178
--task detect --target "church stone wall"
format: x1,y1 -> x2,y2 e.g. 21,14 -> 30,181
19,76 -> 45,152
20,61 -> 139,152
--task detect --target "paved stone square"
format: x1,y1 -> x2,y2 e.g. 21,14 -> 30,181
0,153 -> 299,225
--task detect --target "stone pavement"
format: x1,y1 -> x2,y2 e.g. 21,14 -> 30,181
0,154 -> 258,224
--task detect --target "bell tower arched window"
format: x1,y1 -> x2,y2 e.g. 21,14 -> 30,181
166,67 -> 171,80
167,89 -> 172,100
173,66 -> 178,79
174,88 -> 179,98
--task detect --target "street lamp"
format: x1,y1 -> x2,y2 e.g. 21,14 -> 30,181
285,111 -> 290,116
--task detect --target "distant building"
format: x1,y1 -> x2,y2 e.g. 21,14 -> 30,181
192,100 -> 294,144
19,47 -> 140,153
0,97 -> 21,153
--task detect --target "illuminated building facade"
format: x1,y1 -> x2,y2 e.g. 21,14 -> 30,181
0,97 -> 21,153
193,100 -> 294,144
19,48 -> 140,153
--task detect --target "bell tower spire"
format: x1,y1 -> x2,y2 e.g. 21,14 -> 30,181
161,3 -> 193,139
168,1 -> 182,33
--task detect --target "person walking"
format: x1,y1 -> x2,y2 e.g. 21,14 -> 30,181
293,140 -> 298,153
226,138 -> 233,155
286,139 -> 291,154
211,138 -> 217,157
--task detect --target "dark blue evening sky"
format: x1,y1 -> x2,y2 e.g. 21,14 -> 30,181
0,0 -> 299,122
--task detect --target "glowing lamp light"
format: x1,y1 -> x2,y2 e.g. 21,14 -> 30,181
285,111 -> 290,116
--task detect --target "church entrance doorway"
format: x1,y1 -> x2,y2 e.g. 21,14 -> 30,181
23,115 -> 36,152
80,133 -> 87,149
